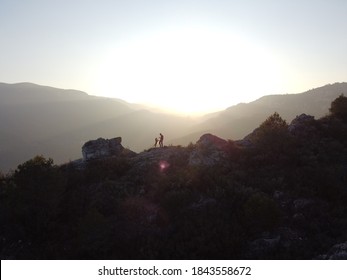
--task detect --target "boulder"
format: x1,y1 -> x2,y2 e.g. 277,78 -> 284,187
196,133 -> 228,150
288,114 -> 315,135
236,127 -> 260,148
189,134 -> 229,166
323,242 -> 347,260
82,137 -> 124,161
292,198 -> 314,211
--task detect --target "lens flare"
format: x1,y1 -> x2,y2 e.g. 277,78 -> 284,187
159,160 -> 170,172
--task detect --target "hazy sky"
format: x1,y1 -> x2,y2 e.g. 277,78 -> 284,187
1,0 -> 347,114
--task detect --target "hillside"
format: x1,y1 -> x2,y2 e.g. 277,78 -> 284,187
0,83 -> 197,171
1,82 -> 347,171
187,82 -> 347,141
1,95 -> 347,259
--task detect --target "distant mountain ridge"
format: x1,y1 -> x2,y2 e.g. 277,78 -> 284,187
0,82 -> 91,105
0,83 -> 197,171
185,82 -> 347,141
1,82 -> 346,171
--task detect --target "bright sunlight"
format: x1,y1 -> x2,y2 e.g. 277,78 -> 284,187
93,26 -> 283,115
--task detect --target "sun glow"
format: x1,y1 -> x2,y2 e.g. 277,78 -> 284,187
93,27 -> 283,115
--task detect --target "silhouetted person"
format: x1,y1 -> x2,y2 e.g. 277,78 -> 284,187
154,137 -> 159,147
159,133 -> 164,147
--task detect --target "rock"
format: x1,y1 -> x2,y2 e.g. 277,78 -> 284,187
292,213 -> 306,225
288,114 -> 315,135
132,146 -> 188,167
68,158 -> 86,170
237,127 -> 260,148
235,138 -> 253,148
292,198 -> 314,211
189,134 -> 229,166
245,234 -> 280,259
277,227 -> 304,250
323,242 -> 347,260
196,133 -> 228,150
126,146 -> 189,182
189,197 -> 217,210
82,137 -> 124,161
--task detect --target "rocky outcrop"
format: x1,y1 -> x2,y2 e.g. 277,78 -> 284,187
82,137 -> 125,161
189,133 -> 229,166
247,235 -> 280,258
127,146 -> 189,184
236,128 -> 259,148
288,114 -> 315,136
320,242 -> 347,260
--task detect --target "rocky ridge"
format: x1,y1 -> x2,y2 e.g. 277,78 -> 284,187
73,111 -> 347,260
3,93 -> 347,260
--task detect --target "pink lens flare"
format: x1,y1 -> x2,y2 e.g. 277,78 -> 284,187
159,160 -> 170,172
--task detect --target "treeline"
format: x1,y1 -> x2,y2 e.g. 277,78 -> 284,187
1,95 -> 347,259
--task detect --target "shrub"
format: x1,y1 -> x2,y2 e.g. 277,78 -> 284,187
160,188 -> 196,217
251,112 -> 288,147
14,155 -> 55,187
242,192 -> 281,233
8,156 -> 64,241
84,156 -> 131,183
330,94 -> 347,121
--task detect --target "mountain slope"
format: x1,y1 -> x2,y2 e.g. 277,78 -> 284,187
2,102 -> 347,259
0,83 -> 197,171
189,82 -> 347,140
1,82 -> 347,171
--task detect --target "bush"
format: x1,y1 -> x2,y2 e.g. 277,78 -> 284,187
14,155 -> 55,187
250,113 -> 290,153
330,94 -> 347,121
4,156 -> 65,244
160,188 -> 196,217
242,192 -> 281,233
84,156 -> 131,183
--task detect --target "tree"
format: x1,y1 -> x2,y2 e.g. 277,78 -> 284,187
246,112 -> 293,165
10,156 -> 64,243
329,94 -> 347,121
14,155 -> 55,188
259,112 -> 288,130
251,112 -> 288,146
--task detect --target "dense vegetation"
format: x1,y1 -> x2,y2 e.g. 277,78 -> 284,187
1,96 -> 347,259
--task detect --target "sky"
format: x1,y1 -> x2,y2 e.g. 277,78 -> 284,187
1,0 -> 347,115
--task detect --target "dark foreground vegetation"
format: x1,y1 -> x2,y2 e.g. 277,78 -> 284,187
1,95 -> 347,259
